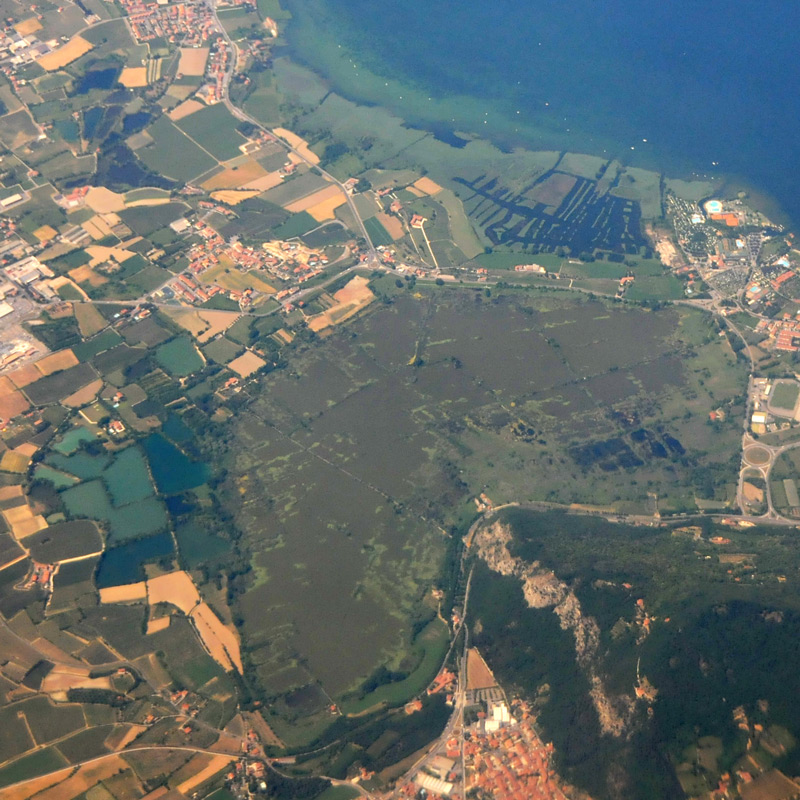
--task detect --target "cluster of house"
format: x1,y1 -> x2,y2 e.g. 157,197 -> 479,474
464,701 -> 566,800
196,38 -> 231,104
152,216 -> 338,309
261,239 -> 329,282
20,561 -> 54,591
122,0 -> 218,46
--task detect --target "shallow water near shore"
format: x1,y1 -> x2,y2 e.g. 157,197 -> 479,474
284,0 -> 800,224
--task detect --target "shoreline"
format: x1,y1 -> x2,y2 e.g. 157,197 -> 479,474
278,0 -> 795,228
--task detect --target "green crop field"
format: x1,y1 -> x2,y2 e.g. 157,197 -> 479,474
139,117 -> 217,183
156,336 -> 204,377
72,330 -> 123,361
271,211 -> 318,239
0,747 -> 68,789
364,215 -> 393,246
24,363 -> 97,405
202,337 -> 242,365
175,103 -> 247,161
771,381 -> 800,413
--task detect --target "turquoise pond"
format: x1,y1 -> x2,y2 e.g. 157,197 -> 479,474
102,446 -> 153,506
46,451 -> 110,480
143,434 -> 210,495
162,413 -> 193,444
61,480 -> 167,546
52,427 -> 96,455
33,466 -> 78,489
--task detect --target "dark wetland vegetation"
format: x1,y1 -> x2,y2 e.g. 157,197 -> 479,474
455,168 -> 650,255
219,285 -> 747,743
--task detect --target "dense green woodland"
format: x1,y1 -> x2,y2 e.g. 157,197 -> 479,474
469,510 -> 800,798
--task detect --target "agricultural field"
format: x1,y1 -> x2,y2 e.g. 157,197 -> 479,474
138,116 -> 217,183
175,103 -> 248,161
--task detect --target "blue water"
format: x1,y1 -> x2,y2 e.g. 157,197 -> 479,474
286,0 -> 800,223
143,433 -> 210,495
95,531 -> 174,588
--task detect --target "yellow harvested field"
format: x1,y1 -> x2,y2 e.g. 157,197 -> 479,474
405,185 -> 425,198
162,308 -> 239,343
196,310 -> 240,343
413,176 -> 444,195
307,276 -> 375,332
14,443 -> 38,458
169,98 -> 205,121
191,603 -> 243,673
99,582 -> 147,604
118,67 -> 147,87
273,127 -> 320,164
48,276 -> 89,300
0,485 -> 23,501
285,183 -> 341,213
82,216 -> 114,239
86,245 -> 136,267
742,482 -> 764,503
308,193 -> 348,221
70,264 -> 107,288
36,349 -> 78,376
15,17 -> 42,35
103,571 -> 242,673
7,511 -> 48,538
47,302 -> 74,320
75,304 -> 107,338
147,570 -> 199,614
37,35 -> 93,70
85,187 -> 125,213
2,769 -> 67,800
177,754 -> 234,794
242,171 -> 284,192
32,224 -> 57,242
108,723 -> 145,751
146,616 -> 170,634
9,363 -> 44,388
466,648 -> 497,690
33,755 -> 129,800
210,189 -> 260,205
63,378 -> 103,408
201,262 -> 275,294
178,46 -> 209,76
202,159 -> 268,190
41,671 -> 111,694
0,500 -> 39,527
377,211 -> 404,240
0,450 -> 30,474
0,379 -> 30,420
227,351 -> 266,378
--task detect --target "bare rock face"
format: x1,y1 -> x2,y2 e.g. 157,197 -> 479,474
473,520 -> 633,736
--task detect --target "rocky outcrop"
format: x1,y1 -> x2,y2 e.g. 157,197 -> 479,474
473,520 -> 633,736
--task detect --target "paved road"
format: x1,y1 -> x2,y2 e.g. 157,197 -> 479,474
207,0 -> 379,269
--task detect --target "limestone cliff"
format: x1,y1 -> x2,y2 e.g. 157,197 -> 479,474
473,520 -> 634,736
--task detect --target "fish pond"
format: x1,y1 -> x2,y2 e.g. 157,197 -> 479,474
143,433 -> 210,495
